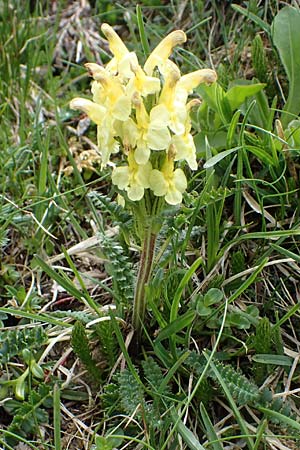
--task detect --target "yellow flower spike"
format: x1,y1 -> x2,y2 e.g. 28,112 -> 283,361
144,30 -> 187,76
112,150 -> 152,201
70,98 -> 106,124
149,146 -> 187,205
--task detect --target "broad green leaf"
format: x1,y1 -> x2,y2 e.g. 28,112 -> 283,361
204,288 -> 223,306
225,83 -> 265,111
197,83 -> 232,123
196,303 -> 212,317
287,120 -> 300,147
272,6 -> 300,126
197,82 -> 225,112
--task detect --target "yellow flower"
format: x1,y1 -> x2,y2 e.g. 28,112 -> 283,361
70,96 -> 120,167
69,98 -> 106,124
112,150 -> 152,201
70,23 -> 218,192
133,94 -> 171,165
172,99 -> 201,170
125,53 -> 161,98
149,147 -> 187,205
176,68 -> 217,103
157,61 -> 186,135
144,30 -> 187,76
100,23 -> 132,77
86,63 -> 131,121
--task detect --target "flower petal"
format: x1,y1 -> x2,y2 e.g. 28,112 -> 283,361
178,69 -> 217,92
135,142 -> 151,165
101,23 -> 129,61
173,168 -> 187,192
147,126 -> 171,151
144,30 -> 187,75
112,166 -> 129,189
127,185 -> 144,201
70,98 -> 106,124
112,96 -> 132,121
165,188 -> 183,205
149,169 -> 168,196
136,161 -> 152,189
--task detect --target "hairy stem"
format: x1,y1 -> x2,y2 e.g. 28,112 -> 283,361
132,225 -> 157,353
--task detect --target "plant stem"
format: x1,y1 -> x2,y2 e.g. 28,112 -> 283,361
131,224 -> 157,354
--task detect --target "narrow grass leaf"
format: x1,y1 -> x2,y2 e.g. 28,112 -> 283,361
252,419 -> 268,450
252,354 -> 293,366
231,4 -> 271,35
227,110 -> 241,148
259,407 -> 300,432
136,5 -> 150,57
271,243 -> 300,263
109,311 -> 142,386
272,303 -> 300,330
0,306 -> 71,328
53,383 -> 61,450
170,257 -> 202,323
203,147 -> 238,168
170,408 -> 206,450
199,403 -> 223,450
34,254 -> 87,302
156,311 -> 196,342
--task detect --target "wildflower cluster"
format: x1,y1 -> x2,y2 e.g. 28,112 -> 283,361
70,24 -> 217,205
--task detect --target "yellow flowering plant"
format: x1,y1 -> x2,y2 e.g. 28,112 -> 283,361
70,23 -> 217,352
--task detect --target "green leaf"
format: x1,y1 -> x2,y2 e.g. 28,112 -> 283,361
196,303 -> 212,317
204,354 -> 255,450
252,354 -> 293,366
200,403 -> 223,450
231,4 -> 271,35
170,408 -> 206,450
287,120 -> 300,147
259,406 -> 300,432
156,310 -> 196,342
225,83 -> 265,111
272,6 -> 300,125
203,147 -> 238,168
204,288 -> 223,307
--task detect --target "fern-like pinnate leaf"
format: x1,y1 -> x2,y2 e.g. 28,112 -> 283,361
118,368 -> 144,418
88,191 -> 132,226
100,234 -> 134,308
71,321 -> 102,382
0,326 -> 47,364
211,359 -> 260,405
94,321 -> 118,368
